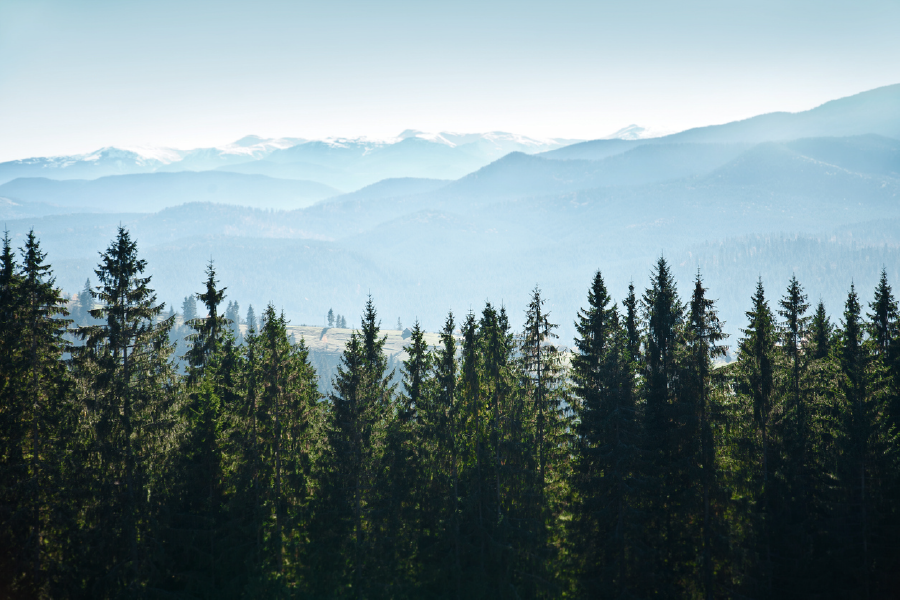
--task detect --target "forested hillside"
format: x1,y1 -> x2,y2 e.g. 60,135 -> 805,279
3,227 -> 900,598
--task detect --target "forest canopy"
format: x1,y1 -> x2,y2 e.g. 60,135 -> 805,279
2,227 -> 899,599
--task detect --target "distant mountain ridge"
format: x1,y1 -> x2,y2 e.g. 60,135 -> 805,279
541,83 -> 900,161
0,131 -> 578,188
2,83 -> 900,344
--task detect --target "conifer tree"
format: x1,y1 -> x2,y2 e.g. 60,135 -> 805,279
867,270 -> 899,433
0,231 -> 23,594
830,284 -> 894,596
72,226 -> 179,595
0,231 -> 19,400
327,307 -> 334,328
0,232 -> 73,597
639,257 -> 687,595
380,319 -> 431,594
810,300 -> 835,360
623,281 -> 640,362
571,271 -> 639,597
246,304 -> 258,334
520,287 -> 568,593
225,300 -> 242,344
867,269 -> 897,358
775,276 -> 820,593
314,296 -> 393,598
419,311 -> 462,595
182,294 -> 198,324
74,278 -> 94,326
735,279 -> 778,595
163,260 -> 232,597
683,272 -> 727,599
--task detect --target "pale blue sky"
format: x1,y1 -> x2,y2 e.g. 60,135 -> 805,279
1,0 -> 898,160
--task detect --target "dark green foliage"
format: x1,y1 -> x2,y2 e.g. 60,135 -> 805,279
734,279 -> 779,595
0,231 -> 73,598
3,230 -> 900,599
570,271 -> 639,597
70,226 -> 180,596
638,257 -> 692,596
810,299 -> 835,360
311,296 -> 394,598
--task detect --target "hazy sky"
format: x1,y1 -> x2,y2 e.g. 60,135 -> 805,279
1,0 -> 898,161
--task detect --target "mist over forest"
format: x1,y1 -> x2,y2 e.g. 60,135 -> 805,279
3,80 -> 900,599
2,84 -> 899,344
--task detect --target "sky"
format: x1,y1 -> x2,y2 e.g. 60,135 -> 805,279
1,0 -> 899,161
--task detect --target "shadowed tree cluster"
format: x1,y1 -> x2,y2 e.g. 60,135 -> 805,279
2,230 -> 900,599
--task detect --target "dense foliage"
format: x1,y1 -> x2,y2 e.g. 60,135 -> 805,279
2,228 -> 900,599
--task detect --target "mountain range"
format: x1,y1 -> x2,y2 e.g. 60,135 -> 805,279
2,83 -> 899,343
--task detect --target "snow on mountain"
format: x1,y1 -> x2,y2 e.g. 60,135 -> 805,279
0,132 -> 578,186
602,124 -> 672,140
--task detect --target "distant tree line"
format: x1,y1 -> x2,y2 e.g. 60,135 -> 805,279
2,227 -> 900,599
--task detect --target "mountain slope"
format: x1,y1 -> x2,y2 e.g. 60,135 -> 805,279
0,171 -> 339,214
542,84 -> 900,161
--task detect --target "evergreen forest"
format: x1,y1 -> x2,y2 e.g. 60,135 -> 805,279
3,226 -> 900,599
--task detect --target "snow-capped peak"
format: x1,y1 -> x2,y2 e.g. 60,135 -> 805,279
602,124 -> 672,141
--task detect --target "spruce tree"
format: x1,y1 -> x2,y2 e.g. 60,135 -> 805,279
247,304 -> 258,335
380,319 -> 431,594
71,226 -> 179,595
0,230 -> 19,400
419,311 -> 462,596
0,231 -> 23,594
623,281 -> 640,362
867,270 -> 900,434
0,232 -> 73,597
867,269 -> 897,358
775,276 -> 819,593
638,257 -> 686,595
314,296 -> 393,598
182,294 -> 198,324
683,272 -> 727,599
830,284 -> 894,596
520,287 -> 568,593
328,308 -> 334,328
571,271 -> 639,597
810,300 -> 835,360
163,260 -> 232,597
736,279 -> 778,595
74,278 -> 94,326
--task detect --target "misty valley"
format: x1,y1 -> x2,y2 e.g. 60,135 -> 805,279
2,83 -> 900,598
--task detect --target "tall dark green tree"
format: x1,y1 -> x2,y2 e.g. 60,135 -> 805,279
0,231 -> 24,595
379,319 -> 432,596
72,226 -> 179,596
623,281 -> 640,362
314,296 -> 393,598
774,276 -> 820,594
163,260 -> 233,598
0,232 -> 73,598
570,271 -> 639,597
810,299 -> 835,360
829,284 -> 896,597
682,272 -> 728,599
638,257 -> 687,596
867,270 -> 899,434
735,279 -> 778,595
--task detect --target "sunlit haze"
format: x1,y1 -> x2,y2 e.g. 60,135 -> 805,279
1,0 -> 898,161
